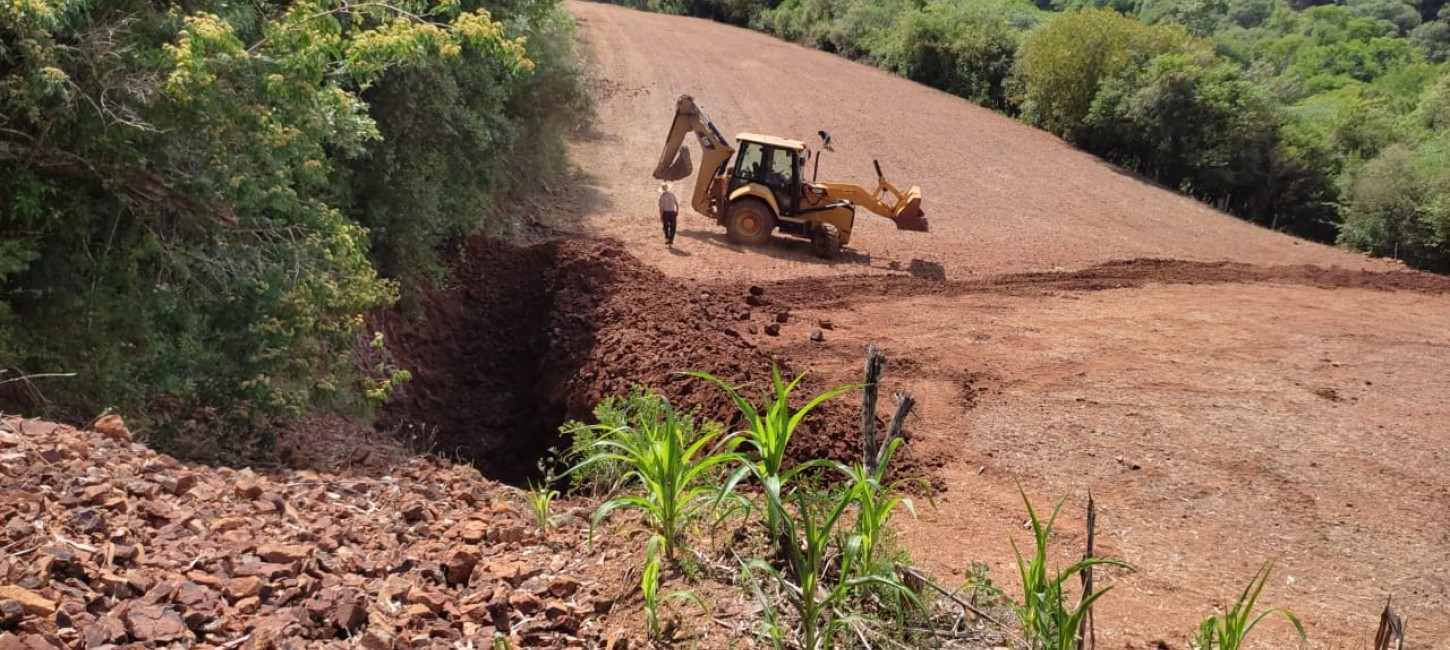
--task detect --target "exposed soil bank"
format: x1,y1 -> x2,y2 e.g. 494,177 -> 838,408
373,237 -> 925,486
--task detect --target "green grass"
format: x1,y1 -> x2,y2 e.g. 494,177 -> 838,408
1194,561 -> 1305,650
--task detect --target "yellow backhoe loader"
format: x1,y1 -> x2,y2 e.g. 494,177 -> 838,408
652,95 -> 927,259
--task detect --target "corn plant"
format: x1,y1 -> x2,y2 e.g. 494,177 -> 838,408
573,399 -> 740,560
1193,561 -> 1305,650
559,388 -> 674,496
745,462 -> 927,650
524,478 -> 559,531
1013,486 -> 1135,650
841,437 -> 928,570
641,533 -> 708,642
685,366 -> 859,537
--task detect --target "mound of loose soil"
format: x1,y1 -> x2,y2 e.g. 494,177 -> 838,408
374,237 -> 924,486
745,258 -> 1450,308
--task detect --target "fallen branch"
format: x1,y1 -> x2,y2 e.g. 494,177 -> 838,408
895,563 -> 1002,627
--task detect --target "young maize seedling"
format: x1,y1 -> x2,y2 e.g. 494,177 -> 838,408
1194,560 -> 1305,650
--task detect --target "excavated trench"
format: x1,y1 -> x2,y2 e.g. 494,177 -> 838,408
372,236 -> 898,486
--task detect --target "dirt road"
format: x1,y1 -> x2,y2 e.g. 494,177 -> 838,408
563,2 -> 1450,647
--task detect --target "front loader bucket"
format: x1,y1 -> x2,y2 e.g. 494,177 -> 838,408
893,186 -> 928,232
653,147 -> 693,181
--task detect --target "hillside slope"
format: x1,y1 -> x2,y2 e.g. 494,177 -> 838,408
561,1 -> 1396,282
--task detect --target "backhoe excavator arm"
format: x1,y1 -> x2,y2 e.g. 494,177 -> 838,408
653,95 -> 736,217
813,159 -> 928,232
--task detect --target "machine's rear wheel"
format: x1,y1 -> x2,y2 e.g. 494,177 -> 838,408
810,222 -> 841,259
724,199 -> 776,246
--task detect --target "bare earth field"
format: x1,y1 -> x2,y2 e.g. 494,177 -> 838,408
562,2 -> 1450,647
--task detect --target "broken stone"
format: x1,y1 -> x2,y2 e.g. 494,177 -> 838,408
508,591 -> 541,615
224,576 -> 262,602
810,328 -> 824,342
764,323 -> 781,336
97,572 -> 132,599
748,285 -> 764,297
89,414 -> 131,443
745,294 -> 765,307
359,629 -> 394,650
110,544 -> 137,564
0,587 -> 55,618
68,509 -> 104,536
256,543 -> 310,564
547,575 -> 580,599
443,548 -> 479,587
123,604 -> 191,643
0,599 -> 24,630
401,501 -> 428,523
330,601 -> 368,632
818,319 -> 834,330
454,519 -> 489,544
774,311 -> 789,323
83,614 -> 126,647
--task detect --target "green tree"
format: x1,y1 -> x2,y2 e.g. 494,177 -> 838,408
1083,51 -> 1281,218
1339,141 -> 1450,269
869,0 -> 1035,110
1013,8 -> 1202,139
0,0 -> 559,451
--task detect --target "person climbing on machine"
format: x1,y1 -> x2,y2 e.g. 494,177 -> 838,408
658,182 -> 679,246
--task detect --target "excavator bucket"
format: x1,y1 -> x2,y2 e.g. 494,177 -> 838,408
654,146 -> 693,182
893,186 -> 928,232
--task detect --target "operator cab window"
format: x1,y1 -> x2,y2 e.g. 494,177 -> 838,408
764,147 -> 799,213
730,141 -> 764,192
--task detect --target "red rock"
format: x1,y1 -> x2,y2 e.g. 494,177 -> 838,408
0,601 -> 22,630
442,548 -> 479,586
110,544 -> 137,564
484,560 -> 541,587
123,604 -> 191,643
407,590 -> 448,614
329,601 -> 368,632
233,596 -> 261,615
224,576 -> 262,602
210,517 -> 249,533
454,520 -> 488,544
231,561 -> 292,580
547,575 -> 580,598
83,614 -> 127,647
507,591 -> 541,615
185,570 -> 224,589
359,630 -> 394,650
256,543 -> 310,564
90,414 -> 131,443
0,587 -> 55,617
96,572 -> 132,599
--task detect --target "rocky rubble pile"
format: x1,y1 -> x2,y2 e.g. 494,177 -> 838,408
0,418 -> 625,649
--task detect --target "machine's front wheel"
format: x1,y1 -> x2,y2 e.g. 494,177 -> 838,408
724,199 -> 776,246
810,222 -> 841,259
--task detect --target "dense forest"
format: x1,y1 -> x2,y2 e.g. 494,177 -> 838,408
609,0 -> 1450,271
0,0 -> 586,448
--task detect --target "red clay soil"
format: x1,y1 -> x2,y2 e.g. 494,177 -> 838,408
373,237 -> 930,485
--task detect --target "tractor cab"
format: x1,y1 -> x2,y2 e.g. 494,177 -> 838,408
728,133 -> 808,215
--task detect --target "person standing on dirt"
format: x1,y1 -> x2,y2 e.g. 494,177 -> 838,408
658,182 -> 679,247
